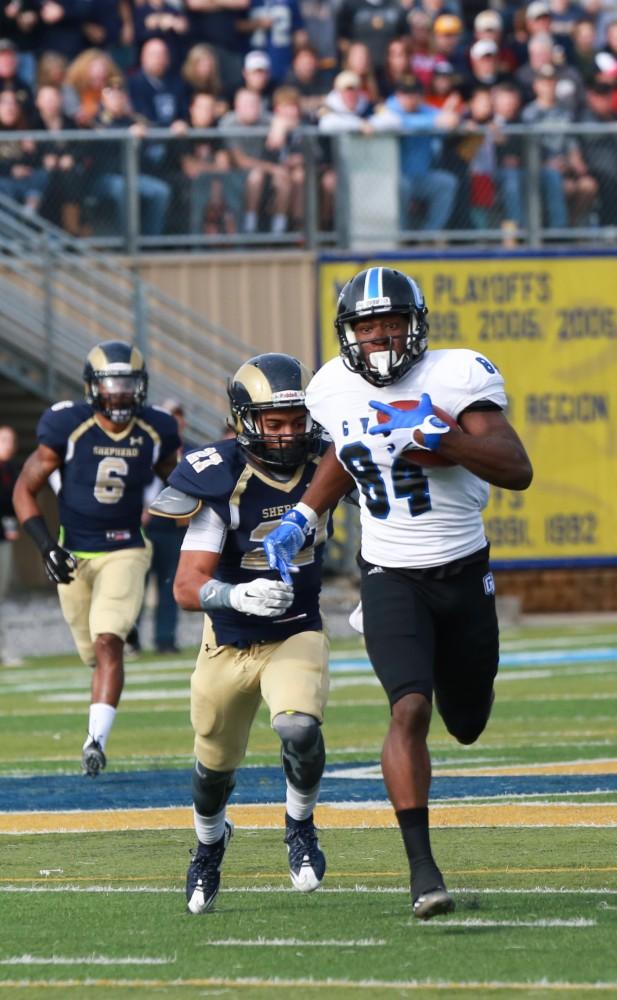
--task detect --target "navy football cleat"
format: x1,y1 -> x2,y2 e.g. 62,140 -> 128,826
81,740 -> 106,778
412,885 -> 455,920
284,814 -> 326,892
186,820 -> 234,914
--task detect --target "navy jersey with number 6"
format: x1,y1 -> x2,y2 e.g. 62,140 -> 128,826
38,401 -> 181,553
169,437 -> 332,646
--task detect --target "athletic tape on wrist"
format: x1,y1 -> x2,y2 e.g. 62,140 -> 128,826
198,579 -> 235,611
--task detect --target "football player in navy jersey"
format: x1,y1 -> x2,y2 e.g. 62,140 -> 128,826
149,352 -> 332,914
13,341 -> 181,777
263,267 -> 533,920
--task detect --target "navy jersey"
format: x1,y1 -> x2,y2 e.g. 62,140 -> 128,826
169,438 -> 332,646
38,401 -> 180,553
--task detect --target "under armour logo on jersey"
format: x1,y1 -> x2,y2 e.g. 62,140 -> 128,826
367,565 -> 384,575
129,435 -> 143,446
483,572 -> 496,595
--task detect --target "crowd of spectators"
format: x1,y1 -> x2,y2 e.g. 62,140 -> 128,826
0,0 -> 616,240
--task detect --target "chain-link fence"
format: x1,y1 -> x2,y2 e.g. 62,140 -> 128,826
0,123 -> 616,252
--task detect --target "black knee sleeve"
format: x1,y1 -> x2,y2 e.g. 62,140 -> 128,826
272,712 -> 325,792
192,760 -> 236,816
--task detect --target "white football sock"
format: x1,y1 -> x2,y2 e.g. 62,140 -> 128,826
194,806 -> 227,845
286,780 -> 319,821
83,703 -> 116,751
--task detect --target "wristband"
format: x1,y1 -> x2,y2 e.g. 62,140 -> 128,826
198,579 -> 235,611
287,503 -> 319,533
22,515 -> 55,554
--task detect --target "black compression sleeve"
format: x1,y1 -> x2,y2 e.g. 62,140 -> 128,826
22,515 -> 55,553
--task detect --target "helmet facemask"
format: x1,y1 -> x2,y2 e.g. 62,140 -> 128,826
235,403 -> 320,471
342,313 -> 422,387
227,353 -> 321,471
90,374 -> 147,424
335,268 -> 428,386
84,342 -> 148,425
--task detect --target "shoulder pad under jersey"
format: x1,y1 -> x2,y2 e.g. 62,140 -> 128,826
148,486 -> 203,519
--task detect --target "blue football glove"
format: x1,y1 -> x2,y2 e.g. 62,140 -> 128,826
369,393 -> 450,452
263,508 -> 311,585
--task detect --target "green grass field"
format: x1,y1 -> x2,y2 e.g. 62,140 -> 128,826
1,620 -> 617,999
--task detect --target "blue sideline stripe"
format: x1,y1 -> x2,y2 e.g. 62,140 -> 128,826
1,767 -> 617,813
330,648 -> 617,674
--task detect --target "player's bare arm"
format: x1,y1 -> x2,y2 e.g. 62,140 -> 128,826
173,548 -> 220,611
434,410 -> 533,491
155,451 -> 180,483
13,444 -> 62,522
300,444 -> 356,516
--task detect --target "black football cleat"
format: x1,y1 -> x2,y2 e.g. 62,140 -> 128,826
81,740 -> 106,778
412,885 -> 455,920
284,814 -> 326,892
186,820 -> 234,914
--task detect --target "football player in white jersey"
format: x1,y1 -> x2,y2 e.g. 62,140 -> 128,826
262,266 -> 533,921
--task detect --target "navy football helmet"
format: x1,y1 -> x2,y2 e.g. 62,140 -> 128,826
83,341 -> 148,424
335,267 -> 428,386
227,353 -> 321,470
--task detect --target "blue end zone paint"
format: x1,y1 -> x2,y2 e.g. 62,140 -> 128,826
2,767 -> 617,813
330,648 -> 617,673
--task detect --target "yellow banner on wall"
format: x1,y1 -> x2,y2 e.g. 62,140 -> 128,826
319,256 -> 617,566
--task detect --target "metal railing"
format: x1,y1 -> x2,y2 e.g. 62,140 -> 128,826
0,122 -> 615,252
0,192 -> 251,441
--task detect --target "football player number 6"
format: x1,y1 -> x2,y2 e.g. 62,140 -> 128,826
93,457 -> 128,504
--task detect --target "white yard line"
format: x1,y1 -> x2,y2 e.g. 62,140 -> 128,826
419,918 -> 596,928
0,954 -> 173,965
1,885 -> 616,895
186,938 -> 385,947
1,976 -> 616,992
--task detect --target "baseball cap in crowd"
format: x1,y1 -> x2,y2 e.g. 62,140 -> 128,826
526,1 -> 551,20
474,10 -> 502,32
470,39 -> 499,60
0,39 -> 17,53
244,50 -> 271,73
395,74 -> 423,94
433,61 -> 455,76
334,70 -> 361,90
433,14 -> 463,35
595,52 -> 617,77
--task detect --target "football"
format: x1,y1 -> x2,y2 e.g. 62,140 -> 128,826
375,399 -> 459,468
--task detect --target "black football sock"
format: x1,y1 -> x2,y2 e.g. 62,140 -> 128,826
396,807 -> 445,900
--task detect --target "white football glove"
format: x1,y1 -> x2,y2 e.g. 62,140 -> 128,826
229,578 -> 295,617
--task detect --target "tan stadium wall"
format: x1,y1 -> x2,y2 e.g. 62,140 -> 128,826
134,251 -> 318,368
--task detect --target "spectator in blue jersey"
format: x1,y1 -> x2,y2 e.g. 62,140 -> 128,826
372,75 -> 460,232
13,341 -> 180,777
149,353 -> 333,914
127,37 -> 190,179
238,0 -> 307,84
